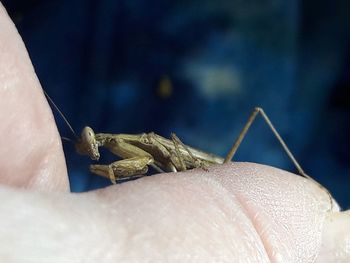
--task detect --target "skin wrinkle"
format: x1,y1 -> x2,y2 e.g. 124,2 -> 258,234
206,162 -> 331,262
225,174 -> 289,262
211,165 -> 284,262
195,173 -> 270,262
199,172 -> 272,262
233,190 -> 279,262
258,168 -> 322,262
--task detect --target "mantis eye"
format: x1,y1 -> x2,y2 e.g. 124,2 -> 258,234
76,126 -> 100,160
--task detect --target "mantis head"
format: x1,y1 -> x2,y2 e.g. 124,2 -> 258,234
75,126 -> 100,161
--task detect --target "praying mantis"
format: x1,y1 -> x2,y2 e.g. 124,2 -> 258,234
45,91 -> 334,208
73,107 -> 309,185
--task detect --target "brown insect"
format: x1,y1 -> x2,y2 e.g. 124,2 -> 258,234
45,91 -> 333,208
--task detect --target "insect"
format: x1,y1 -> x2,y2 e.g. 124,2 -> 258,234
45,91 -> 333,208
73,107 -> 312,183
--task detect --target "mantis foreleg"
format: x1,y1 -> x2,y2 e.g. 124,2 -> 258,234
90,156 -> 154,184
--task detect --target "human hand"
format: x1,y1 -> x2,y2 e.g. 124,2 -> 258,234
0,3 -> 349,262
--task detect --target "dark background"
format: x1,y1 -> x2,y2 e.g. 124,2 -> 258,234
2,0 -> 349,208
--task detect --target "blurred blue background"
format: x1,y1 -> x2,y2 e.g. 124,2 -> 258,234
2,0 -> 349,208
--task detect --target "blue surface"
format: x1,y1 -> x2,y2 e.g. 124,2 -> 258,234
3,0 -> 350,208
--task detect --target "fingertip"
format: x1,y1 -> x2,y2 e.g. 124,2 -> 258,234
0,3 -> 69,191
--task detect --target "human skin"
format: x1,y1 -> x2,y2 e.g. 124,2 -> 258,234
0,3 -> 349,263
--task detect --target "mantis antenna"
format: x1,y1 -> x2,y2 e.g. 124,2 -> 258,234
43,90 -> 79,141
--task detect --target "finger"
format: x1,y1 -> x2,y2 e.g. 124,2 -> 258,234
0,3 -> 69,191
0,162 -> 336,262
94,162 -> 334,262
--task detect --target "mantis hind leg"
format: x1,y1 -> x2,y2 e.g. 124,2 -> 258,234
225,107 -> 334,210
90,156 -> 154,184
224,107 -> 306,176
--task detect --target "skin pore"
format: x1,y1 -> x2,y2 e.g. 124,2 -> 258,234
0,3 -> 348,262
